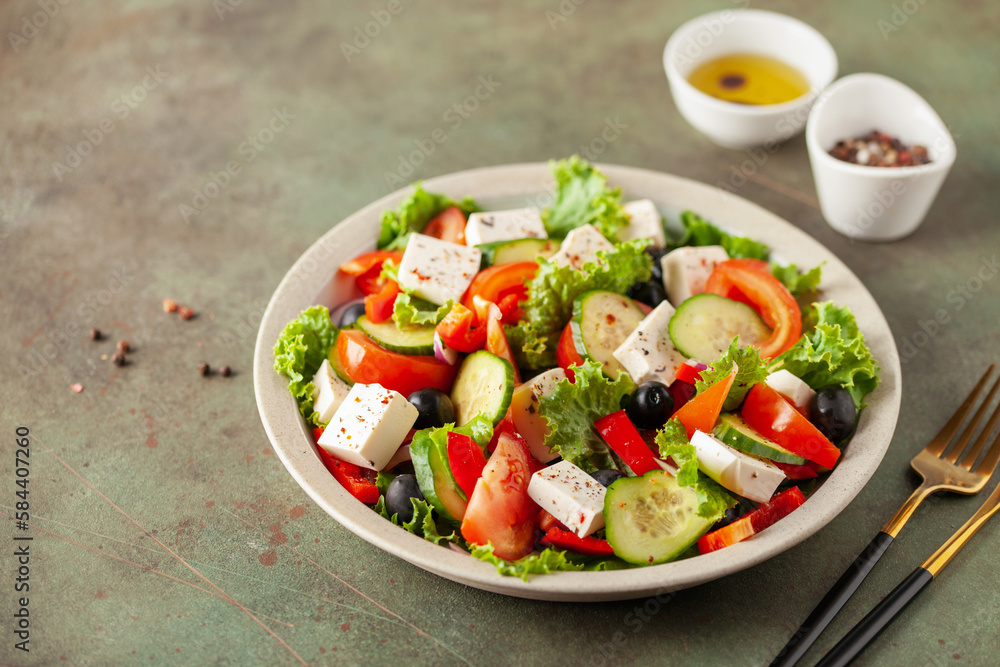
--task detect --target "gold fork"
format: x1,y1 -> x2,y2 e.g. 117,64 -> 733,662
771,364 -> 1000,666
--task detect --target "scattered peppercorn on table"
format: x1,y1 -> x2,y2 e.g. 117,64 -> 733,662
2,1 -> 998,665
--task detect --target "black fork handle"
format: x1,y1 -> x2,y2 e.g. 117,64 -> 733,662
770,531 -> 895,667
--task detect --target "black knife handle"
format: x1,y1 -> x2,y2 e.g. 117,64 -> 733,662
770,531 -> 895,667
814,567 -> 934,667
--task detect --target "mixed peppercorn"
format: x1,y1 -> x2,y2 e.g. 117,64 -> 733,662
828,130 -> 931,167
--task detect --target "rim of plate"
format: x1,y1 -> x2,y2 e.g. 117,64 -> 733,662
253,163 -> 901,602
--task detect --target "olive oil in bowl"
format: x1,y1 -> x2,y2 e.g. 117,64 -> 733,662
688,54 -> 810,105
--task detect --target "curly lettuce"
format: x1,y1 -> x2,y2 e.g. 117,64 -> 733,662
378,184 -> 478,250
506,239 -> 652,369
542,156 -> 630,241
695,338 -> 769,411
654,419 -> 736,520
770,301 -> 880,409
538,360 -> 635,472
273,305 -> 337,426
772,263 -> 824,298
670,210 -> 770,260
470,543 -> 629,580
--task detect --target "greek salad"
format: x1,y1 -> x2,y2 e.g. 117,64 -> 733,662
274,157 -> 881,578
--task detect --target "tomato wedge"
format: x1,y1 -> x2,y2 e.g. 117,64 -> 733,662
315,444 -> 379,504
461,428 -> 539,561
594,410 -> 660,476
672,370 -> 736,439
556,322 -> 585,381
540,527 -> 615,556
422,206 -> 468,245
436,303 -> 486,353
446,432 -> 487,498
697,486 -> 806,554
741,383 -> 841,470
704,259 -> 802,359
340,250 -> 404,295
462,262 -> 537,323
335,329 -> 458,397
484,302 -> 521,384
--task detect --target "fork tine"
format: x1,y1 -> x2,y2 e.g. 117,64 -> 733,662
926,364 -> 996,457
968,401 -> 1000,473
947,374 -> 1000,463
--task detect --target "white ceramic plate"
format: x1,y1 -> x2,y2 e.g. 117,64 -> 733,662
252,163 -> 901,602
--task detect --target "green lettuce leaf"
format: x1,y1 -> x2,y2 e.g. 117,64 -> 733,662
273,305 -> 337,425
695,338 -> 769,411
373,495 -> 461,546
538,360 -> 635,472
393,293 -> 453,327
772,263 -> 823,297
654,420 -> 736,519
671,211 -> 770,260
506,239 -> 652,369
770,301 -> 881,409
378,184 -> 479,250
469,543 -> 630,580
542,156 -> 630,241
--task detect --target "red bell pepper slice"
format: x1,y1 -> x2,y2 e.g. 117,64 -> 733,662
594,410 -> 660,476
364,278 -> 401,324
697,486 -> 806,554
672,370 -> 736,439
339,250 -> 404,295
556,322 -> 585,382
540,527 -> 616,556
675,360 -> 706,385
462,262 -> 537,322
315,445 -> 380,504
446,431 -> 488,498
435,303 -> 486,353
741,383 -> 841,470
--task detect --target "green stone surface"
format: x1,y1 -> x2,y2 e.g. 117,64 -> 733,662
2,1 -> 998,665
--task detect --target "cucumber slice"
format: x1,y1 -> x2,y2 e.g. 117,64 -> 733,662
570,291 -> 646,377
327,344 -> 354,386
713,413 -> 807,465
669,293 -> 771,362
478,238 -> 559,267
356,315 -> 435,356
605,470 -> 714,565
450,350 -> 516,426
409,430 -> 466,525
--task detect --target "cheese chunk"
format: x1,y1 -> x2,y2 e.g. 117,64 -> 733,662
661,245 -> 729,307
612,301 -> 686,387
766,370 -> 816,412
690,430 -> 785,503
551,224 -> 614,271
527,460 -> 607,537
397,233 -> 482,305
317,383 -> 418,471
509,368 -> 566,463
465,208 -> 547,246
617,199 -> 666,248
311,359 -> 351,423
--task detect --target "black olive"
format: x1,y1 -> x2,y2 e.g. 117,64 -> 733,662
627,280 -> 667,308
711,506 -> 742,531
407,388 -> 456,430
646,247 -> 667,284
625,381 -> 674,430
810,386 -> 857,443
591,469 -> 625,487
385,474 -> 424,524
338,301 -> 367,328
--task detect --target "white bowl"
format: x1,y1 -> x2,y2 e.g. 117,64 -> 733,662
806,73 -> 957,241
663,9 -> 838,150
253,163 -> 902,601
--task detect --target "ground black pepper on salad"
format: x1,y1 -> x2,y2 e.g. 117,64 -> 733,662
274,156 -> 880,579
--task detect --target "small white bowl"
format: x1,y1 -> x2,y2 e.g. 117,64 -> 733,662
663,9 -> 838,150
806,73 -> 956,241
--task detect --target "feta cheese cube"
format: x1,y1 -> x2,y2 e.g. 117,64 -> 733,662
690,430 -> 786,503
766,370 -> 816,412
551,224 -> 614,271
509,368 -> 566,463
397,233 -> 482,305
527,460 -> 607,537
311,359 -> 351,423
612,301 -> 686,386
465,208 -> 547,247
317,383 -> 418,471
661,245 -> 729,307
617,199 -> 666,248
